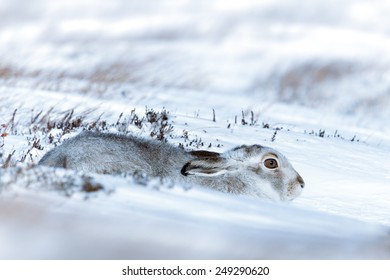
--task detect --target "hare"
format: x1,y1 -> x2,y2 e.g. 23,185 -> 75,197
38,131 -> 305,201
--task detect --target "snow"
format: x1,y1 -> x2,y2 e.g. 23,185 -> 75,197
0,0 -> 389,259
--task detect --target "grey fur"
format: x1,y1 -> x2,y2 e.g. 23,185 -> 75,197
39,131 -> 305,201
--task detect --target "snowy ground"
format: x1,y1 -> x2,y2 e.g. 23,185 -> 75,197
0,0 -> 389,259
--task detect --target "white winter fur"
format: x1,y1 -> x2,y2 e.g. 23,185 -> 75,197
38,131 -> 305,201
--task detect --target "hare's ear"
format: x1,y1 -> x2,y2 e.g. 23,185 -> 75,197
181,151 -> 234,177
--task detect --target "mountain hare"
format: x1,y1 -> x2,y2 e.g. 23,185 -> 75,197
39,131 -> 305,201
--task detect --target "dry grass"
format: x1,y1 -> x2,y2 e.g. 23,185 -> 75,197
0,165 -> 110,197
88,63 -> 138,84
0,106 -> 174,169
278,61 -> 358,102
256,60 -> 363,105
0,62 -> 139,96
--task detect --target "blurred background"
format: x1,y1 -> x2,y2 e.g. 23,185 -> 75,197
1,0 -> 390,131
1,0 -> 390,260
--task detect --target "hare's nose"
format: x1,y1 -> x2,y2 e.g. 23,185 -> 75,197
297,175 -> 305,189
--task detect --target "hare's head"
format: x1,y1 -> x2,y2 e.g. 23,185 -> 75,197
181,145 -> 304,201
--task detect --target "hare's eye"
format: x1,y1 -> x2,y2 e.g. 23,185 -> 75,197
264,158 -> 278,169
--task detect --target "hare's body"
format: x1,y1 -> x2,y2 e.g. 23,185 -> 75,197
39,132 -> 191,179
39,131 -> 305,201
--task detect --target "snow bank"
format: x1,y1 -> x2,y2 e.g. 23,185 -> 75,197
0,0 -> 389,259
